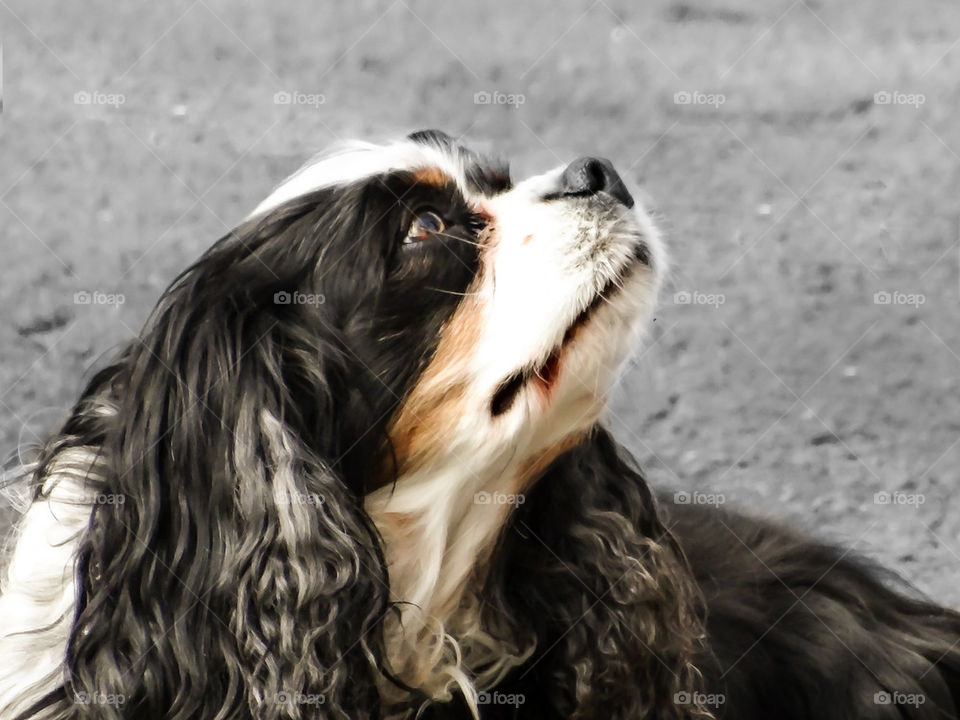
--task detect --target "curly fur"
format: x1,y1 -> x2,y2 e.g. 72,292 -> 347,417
4,197 -> 401,719
481,428 -> 711,720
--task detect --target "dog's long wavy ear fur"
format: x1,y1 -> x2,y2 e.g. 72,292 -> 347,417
482,427 -> 710,720
36,202 -> 392,720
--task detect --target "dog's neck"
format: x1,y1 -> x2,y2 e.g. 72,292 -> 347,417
364,426 -> 584,704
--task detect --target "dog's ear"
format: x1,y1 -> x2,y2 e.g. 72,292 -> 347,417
63,212 -> 391,719
486,427 -> 710,720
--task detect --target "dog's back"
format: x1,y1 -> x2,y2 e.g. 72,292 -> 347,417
663,497 -> 960,719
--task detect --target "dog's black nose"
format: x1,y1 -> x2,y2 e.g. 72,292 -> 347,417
556,157 -> 634,208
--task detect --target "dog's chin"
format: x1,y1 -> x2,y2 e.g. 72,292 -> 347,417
490,202 -> 662,417
490,255 -> 659,449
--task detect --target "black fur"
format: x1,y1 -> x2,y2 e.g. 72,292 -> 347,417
15,168 -> 486,720
421,431 -> 960,719
667,499 -> 960,720
477,428 -> 708,720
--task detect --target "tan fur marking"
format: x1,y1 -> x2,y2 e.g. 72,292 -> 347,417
411,166 -> 454,188
387,294 -> 486,475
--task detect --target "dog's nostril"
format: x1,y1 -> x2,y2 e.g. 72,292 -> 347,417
575,158 -> 606,194
556,156 -> 634,208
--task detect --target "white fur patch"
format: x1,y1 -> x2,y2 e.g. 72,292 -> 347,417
365,151 -> 665,713
0,450 -> 103,717
250,140 -> 472,218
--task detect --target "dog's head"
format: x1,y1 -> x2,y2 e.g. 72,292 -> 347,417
248,128 -> 664,485
46,131 -> 693,720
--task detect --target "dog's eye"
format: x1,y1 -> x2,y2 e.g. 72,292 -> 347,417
404,210 -> 445,244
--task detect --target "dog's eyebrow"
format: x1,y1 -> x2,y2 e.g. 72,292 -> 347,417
406,130 -> 510,196
410,166 -> 456,188
464,158 -> 511,196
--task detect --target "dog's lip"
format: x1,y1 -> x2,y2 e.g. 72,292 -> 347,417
489,245 -> 645,417
541,239 -> 650,360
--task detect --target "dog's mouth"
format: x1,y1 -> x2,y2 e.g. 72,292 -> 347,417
490,243 -> 647,417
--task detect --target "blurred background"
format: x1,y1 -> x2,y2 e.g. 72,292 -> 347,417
0,0 -> 958,600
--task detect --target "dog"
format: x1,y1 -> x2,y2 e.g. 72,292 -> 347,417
1,129 -> 957,720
